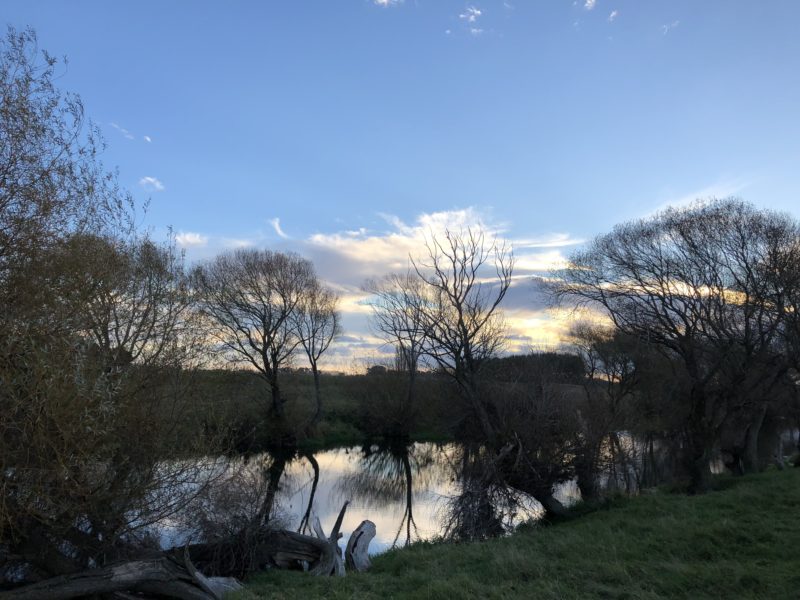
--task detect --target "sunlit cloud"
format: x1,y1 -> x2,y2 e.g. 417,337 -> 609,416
179,208 -> 584,369
608,10 -> 618,22
143,135 -> 152,143
584,0 -> 596,11
175,231 -> 208,248
139,176 -> 165,192
373,0 -> 403,6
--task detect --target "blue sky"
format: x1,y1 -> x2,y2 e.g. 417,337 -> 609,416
5,1 -> 800,367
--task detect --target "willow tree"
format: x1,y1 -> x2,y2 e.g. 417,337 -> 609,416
555,198 -> 800,492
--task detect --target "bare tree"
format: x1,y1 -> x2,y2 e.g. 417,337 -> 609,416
411,228 -> 514,441
364,271 -> 428,417
555,198 -> 800,492
293,282 -> 341,429
193,249 -> 316,422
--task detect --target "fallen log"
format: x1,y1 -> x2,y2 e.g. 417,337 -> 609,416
1,503 -> 373,599
0,555 -> 215,600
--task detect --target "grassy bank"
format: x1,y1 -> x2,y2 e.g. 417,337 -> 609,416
236,468 -> 800,599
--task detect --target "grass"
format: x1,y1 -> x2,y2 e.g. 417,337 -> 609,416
235,467 -> 800,600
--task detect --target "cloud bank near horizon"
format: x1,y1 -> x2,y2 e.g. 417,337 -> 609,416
174,207 -> 584,370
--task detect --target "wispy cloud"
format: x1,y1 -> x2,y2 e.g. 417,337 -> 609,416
139,176 -> 165,192
222,237 -> 255,249
608,10 -> 618,22
470,28 -> 484,36
109,122 -> 134,140
459,6 -> 482,23
373,0 -> 403,6
584,0 -> 596,11
662,20 -> 680,35
175,231 -> 208,248
143,135 -> 152,143
269,217 -> 290,239
649,177 -> 753,215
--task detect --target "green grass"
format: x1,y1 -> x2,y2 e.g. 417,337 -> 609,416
235,468 -> 800,599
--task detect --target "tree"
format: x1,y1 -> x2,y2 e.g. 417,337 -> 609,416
0,28 -> 219,584
293,281 -> 341,429
364,271 -> 428,422
193,249 -> 316,424
555,198 -> 800,492
411,228 -> 514,441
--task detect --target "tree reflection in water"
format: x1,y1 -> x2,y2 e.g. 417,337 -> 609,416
441,444 -> 533,542
336,441 -> 439,547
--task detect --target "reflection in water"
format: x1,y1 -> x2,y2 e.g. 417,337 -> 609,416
160,441 -> 604,555
335,442 -> 437,547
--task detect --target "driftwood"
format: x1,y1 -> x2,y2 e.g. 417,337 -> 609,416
0,503 -> 373,600
0,552 -> 235,600
345,520 -> 376,572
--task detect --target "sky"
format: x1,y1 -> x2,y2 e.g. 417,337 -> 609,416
5,1 -> 800,369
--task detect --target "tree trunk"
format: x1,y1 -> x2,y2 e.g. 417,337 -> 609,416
742,404 -> 768,474
271,376 -> 284,419
310,365 -> 322,427
686,428 -> 713,494
345,521 -> 376,572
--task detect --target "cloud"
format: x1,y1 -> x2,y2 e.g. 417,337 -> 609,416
373,0 -> 402,5
175,231 -> 208,248
649,177 -> 752,215
608,10 -> 618,22
143,135 -> 152,143
584,0 -> 596,10
269,217 -> 289,239
109,122 -> 135,140
459,6 -> 482,23
139,176 -> 165,192
662,20 -> 680,35
470,28 -> 484,36
513,233 -> 584,249
178,207 -> 583,368
222,237 -> 255,249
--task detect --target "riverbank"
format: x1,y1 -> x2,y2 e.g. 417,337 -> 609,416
235,467 -> 800,599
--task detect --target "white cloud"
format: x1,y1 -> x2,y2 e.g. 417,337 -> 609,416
139,176 -> 165,192
584,0 -> 596,10
608,10 -> 618,22
470,28 -> 484,36
109,122 -> 134,140
175,231 -> 208,248
269,217 -> 290,239
459,6 -> 482,22
373,0 -> 403,6
143,135 -> 152,143
662,20 -> 680,35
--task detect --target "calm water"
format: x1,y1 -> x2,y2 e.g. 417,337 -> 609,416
158,442 -> 580,555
